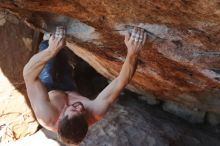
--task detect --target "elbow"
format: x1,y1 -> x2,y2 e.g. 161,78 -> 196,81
37,117 -> 57,132
23,64 -> 33,83
23,64 -> 30,81
23,55 -> 36,80
23,65 -> 28,81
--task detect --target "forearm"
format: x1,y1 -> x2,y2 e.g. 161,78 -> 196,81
92,27 -> 146,118
92,53 -> 138,117
99,54 -> 138,102
23,47 -> 57,82
101,53 -> 138,104
117,53 -> 138,86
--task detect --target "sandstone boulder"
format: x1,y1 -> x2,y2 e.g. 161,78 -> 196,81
0,11 -> 38,143
0,0 -> 219,116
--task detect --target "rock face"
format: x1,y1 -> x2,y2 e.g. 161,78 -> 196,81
82,96 -> 220,146
1,129 -> 63,146
0,11 -> 38,142
162,101 -> 205,123
0,1 -> 220,118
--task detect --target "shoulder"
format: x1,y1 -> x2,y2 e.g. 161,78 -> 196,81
48,90 -> 67,112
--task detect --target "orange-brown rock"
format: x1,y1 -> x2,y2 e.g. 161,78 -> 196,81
0,11 -> 38,142
0,0 -> 220,115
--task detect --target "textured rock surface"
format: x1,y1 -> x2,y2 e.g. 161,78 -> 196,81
138,93 -> 161,105
1,0 -> 220,115
81,96 -> 220,146
0,129 -> 62,146
0,11 -> 38,143
206,112 -> 220,126
162,101 -> 206,123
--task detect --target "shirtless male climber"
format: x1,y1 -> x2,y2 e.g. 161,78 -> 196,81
23,27 -> 146,145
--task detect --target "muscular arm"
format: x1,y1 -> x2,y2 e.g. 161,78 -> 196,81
91,27 -> 146,119
23,36 -> 65,130
23,48 -> 57,82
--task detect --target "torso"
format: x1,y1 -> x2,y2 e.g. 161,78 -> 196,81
65,91 -> 90,106
48,90 -> 89,111
48,90 -> 96,131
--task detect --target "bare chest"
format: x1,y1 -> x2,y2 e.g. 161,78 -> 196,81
48,90 -> 87,112
65,91 -> 89,106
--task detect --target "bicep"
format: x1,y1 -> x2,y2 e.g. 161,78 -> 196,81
25,79 -> 58,126
91,78 -> 125,117
26,79 -> 49,108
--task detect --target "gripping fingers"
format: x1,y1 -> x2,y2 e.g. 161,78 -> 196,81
134,28 -> 141,45
130,27 -> 138,43
137,29 -> 144,46
125,32 -> 131,43
142,32 -> 147,46
127,27 -> 147,50
49,34 -> 55,42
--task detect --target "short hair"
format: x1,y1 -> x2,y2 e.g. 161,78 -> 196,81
57,114 -> 88,145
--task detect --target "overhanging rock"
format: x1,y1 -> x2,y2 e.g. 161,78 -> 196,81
0,0 -> 220,115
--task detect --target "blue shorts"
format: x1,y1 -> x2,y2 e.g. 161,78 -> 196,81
39,40 -> 76,91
